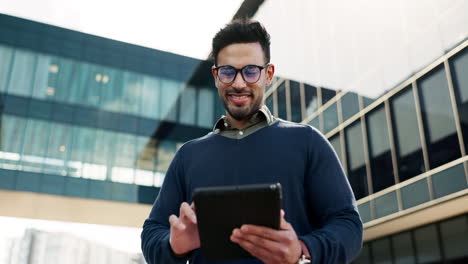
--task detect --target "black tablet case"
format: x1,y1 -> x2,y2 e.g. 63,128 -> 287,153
192,183 -> 282,261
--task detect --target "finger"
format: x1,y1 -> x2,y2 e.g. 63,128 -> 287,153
169,214 -> 186,230
231,233 -> 276,262
239,225 -> 285,242
232,229 -> 281,252
180,202 -> 197,224
280,210 -> 293,231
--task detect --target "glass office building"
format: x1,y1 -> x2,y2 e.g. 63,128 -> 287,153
264,41 -> 468,263
1,8 -> 467,263
0,14 -> 223,204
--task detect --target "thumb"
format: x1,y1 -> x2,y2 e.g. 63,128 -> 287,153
280,209 -> 291,230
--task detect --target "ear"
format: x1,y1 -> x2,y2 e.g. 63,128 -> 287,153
211,66 -> 219,87
265,64 -> 275,86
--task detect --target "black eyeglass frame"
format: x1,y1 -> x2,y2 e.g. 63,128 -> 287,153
214,64 -> 270,84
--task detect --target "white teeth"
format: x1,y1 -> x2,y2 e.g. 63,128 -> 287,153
231,95 -> 248,98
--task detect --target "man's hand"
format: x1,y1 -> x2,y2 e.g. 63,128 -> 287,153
169,202 -> 200,256
230,210 -> 302,264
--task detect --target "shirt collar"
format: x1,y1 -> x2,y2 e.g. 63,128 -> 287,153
212,105 -> 275,132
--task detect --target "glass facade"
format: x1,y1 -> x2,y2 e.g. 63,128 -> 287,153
353,214 -> 468,264
0,14 -> 221,204
264,40 -> 468,242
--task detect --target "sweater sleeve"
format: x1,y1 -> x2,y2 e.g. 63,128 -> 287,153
299,128 -> 363,263
141,150 -> 191,264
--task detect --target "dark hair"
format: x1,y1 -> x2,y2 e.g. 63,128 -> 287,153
211,19 -> 271,65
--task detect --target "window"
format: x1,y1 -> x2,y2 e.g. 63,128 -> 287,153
371,238 -> 392,264
290,81 -> 302,122
8,49 -> 36,96
390,86 -> 425,182
0,45 -> 14,92
323,102 -> 338,134
450,48 -> 468,153
414,224 -> 442,263
197,87 -> 215,128
329,134 -> 342,164
392,231 -> 416,264
439,215 -> 468,261
321,87 -> 336,106
345,121 -> 368,200
277,82 -> 287,120
341,92 -> 360,121
366,105 -> 395,192
418,65 -> 460,169
304,84 -> 318,117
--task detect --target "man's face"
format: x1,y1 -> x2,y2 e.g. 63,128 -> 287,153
212,42 -> 274,121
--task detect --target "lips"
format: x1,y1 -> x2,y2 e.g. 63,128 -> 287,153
228,93 -> 251,105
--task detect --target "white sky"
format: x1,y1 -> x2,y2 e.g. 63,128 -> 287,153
0,0 -> 243,60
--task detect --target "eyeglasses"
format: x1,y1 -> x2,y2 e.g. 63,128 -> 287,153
214,64 -> 269,84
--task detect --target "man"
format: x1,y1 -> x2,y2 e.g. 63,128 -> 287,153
141,20 -> 362,264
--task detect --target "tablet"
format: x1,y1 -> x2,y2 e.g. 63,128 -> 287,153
192,183 -> 282,261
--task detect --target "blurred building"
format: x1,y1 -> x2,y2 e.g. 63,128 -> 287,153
5,229 -> 145,264
1,0 -> 468,263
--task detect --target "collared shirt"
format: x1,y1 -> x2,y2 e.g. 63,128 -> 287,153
212,105 -> 277,139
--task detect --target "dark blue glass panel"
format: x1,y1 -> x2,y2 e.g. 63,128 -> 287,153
0,169 -> 16,189
341,92 -> 360,121
3,95 -> 29,116
392,231 -> 416,264
290,81 -> 302,122
358,202 -> 371,223
439,215 -> 468,261
323,102 -> 338,133
374,191 -> 398,218
304,84 -> 318,117
345,120 -> 368,200
111,182 -> 138,203
88,180 -> 112,200
366,105 -> 395,192
414,224 -> 442,263
451,48 -> 468,156
307,116 -> 320,131
390,86 -> 425,182
277,82 -> 287,120
265,94 -> 274,116
321,87 -> 336,106
28,99 -> 52,120
64,177 -> 88,198
40,174 -> 65,195
432,163 -> 466,199
418,65 -> 461,169
371,238 -> 392,264
15,171 -> 41,192
401,178 -> 430,209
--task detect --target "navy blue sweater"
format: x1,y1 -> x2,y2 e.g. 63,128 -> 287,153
141,120 -> 363,264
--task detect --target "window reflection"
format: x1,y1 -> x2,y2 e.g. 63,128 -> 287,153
304,84 -> 318,117
450,48 -> 468,153
345,120 -> 368,200
323,102 -> 338,134
277,82 -> 287,120
290,81 -> 302,122
418,65 -> 461,169
0,45 -> 13,92
390,86 -> 426,182
366,106 -> 394,192
341,92 -> 360,122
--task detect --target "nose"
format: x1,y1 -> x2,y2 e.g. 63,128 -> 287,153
231,71 -> 246,89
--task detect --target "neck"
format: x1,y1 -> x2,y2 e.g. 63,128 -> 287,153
225,115 -> 250,129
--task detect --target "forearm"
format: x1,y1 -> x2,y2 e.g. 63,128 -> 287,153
141,219 -> 189,264
299,209 -> 363,264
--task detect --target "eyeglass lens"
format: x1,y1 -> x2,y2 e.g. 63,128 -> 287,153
218,65 -> 262,84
